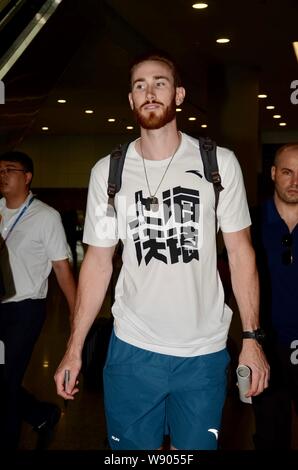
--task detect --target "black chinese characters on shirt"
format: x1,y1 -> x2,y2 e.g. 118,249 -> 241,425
129,186 -> 201,266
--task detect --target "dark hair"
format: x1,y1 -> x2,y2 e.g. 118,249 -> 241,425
0,150 -> 34,175
129,51 -> 182,88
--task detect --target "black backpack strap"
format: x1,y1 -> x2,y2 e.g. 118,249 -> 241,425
198,137 -> 224,232
107,142 -> 130,217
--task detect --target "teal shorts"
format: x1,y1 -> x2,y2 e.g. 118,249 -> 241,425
103,331 -> 230,450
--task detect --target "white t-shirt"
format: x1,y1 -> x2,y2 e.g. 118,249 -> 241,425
83,133 -> 251,356
0,192 -> 69,302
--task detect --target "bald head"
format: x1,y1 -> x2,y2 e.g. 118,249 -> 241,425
274,143 -> 298,166
271,143 -> 298,205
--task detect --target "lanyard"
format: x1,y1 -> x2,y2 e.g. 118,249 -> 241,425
1,195 -> 35,244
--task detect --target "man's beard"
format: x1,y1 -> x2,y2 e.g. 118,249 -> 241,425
133,97 -> 176,130
276,186 -> 298,204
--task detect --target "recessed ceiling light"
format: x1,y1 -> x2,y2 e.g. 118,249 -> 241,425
279,122 -> 287,126
85,109 -> 94,114
176,108 -> 182,112
192,3 -> 208,9
108,118 -> 116,122
57,99 -> 66,103
273,114 -> 281,119
201,124 -> 208,128
42,126 -> 49,131
258,94 -> 267,99
188,117 -> 197,121
126,125 -> 134,130
266,105 -> 275,110
216,38 -> 230,44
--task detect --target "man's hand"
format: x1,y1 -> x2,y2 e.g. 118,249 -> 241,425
54,353 -> 81,400
238,340 -> 270,397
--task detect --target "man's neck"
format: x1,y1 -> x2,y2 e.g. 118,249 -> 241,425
5,191 -> 30,209
274,194 -> 298,232
138,123 -> 181,161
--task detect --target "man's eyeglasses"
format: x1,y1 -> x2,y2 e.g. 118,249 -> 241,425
0,168 -> 26,176
281,233 -> 293,265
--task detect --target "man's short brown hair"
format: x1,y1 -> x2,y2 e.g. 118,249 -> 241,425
129,51 -> 182,89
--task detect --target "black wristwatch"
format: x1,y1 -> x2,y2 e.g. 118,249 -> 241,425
242,328 -> 266,344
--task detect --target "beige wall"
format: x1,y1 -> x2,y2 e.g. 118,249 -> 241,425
18,133 -> 138,188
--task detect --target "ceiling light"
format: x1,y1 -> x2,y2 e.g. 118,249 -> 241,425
85,109 -> 94,114
258,94 -> 267,99
57,99 -> 66,103
192,3 -> 208,9
293,42 -> 298,62
188,117 -> 197,121
216,38 -> 230,44
201,124 -> 208,128
42,126 -> 48,131
273,114 -> 281,119
266,105 -> 275,110
176,108 -> 182,112
108,118 -> 116,122
126,126 -> 134,130
279,122 -> 287,126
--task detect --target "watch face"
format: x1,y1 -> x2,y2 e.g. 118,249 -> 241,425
256,329 -> 266,341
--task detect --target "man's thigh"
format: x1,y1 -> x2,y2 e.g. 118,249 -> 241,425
103,332 -> 169,450
167,348 -> 230,450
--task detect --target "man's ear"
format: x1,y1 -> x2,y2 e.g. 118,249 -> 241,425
128,92 -> 134,110
175,87 -> 186,106
25,171 -> 33,187
271,166 -> 276,182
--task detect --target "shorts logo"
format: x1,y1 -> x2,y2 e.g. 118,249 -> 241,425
208,428 -> 219,440
111,435 -> 120,442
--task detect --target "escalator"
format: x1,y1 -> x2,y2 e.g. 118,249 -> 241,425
0,0 -> 105,150
0,0 -> 63,78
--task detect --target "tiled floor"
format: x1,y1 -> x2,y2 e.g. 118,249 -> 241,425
18,248 -> 298,451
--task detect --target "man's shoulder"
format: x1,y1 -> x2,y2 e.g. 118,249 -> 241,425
216,145 -> 238,167
91,140 -> 137,176
31,198 -> 61,220
92,153 -> 110,173
184,133 -> 236,164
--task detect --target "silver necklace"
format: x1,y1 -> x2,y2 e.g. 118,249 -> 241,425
140,134 -> 181,212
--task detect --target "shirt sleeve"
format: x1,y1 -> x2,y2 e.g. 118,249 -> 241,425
41,209 -> 69,261
83,158 -> 119,247
216,148 -> 251,233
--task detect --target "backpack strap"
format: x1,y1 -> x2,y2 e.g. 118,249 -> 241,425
106,142 -> 130,216
198,137 -> 224,231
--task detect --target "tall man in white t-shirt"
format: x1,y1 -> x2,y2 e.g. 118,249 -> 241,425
55,52 -> 269,450
0,151 -> 76,449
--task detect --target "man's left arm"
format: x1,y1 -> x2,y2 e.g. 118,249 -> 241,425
223,227 -> 270,397
52,259 -> 76,322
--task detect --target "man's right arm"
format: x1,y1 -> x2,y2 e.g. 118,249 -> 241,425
54,244 -> 116,399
